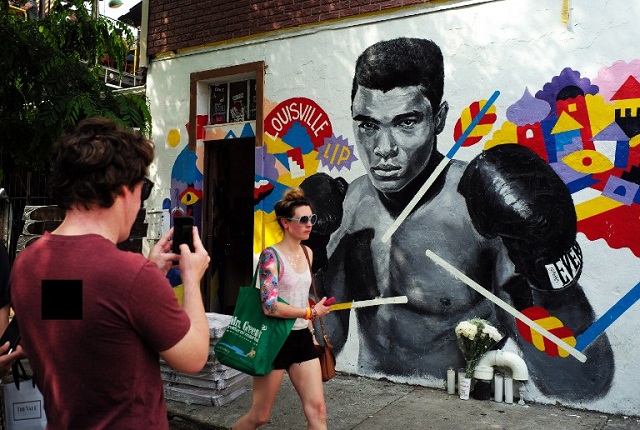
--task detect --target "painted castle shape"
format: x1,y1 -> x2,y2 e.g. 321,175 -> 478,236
487,67 -> 640,256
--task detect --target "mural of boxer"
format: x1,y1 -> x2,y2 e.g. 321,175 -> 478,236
312,38 -> 614,401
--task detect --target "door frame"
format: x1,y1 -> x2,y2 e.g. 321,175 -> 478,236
190,62 -> 265,311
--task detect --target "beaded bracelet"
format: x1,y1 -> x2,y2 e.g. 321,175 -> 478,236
311,307 -> 318,320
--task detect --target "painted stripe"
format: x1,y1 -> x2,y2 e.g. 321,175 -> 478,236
381,91 -> 500,244
446,91 -> 501,159
381,158 -> 449,244
575,195 -> 623,221
330,296 -> 409,311
575,281 -> 640,351
425,249 -> 587,363
536,316 -> 563,330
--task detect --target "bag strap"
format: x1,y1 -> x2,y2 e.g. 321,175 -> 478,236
11,358 -> 35,390
253,247 -> 281,290
301,245 -> 332,348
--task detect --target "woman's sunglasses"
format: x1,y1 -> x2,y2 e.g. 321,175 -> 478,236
141,178 -> 154,202
286,214 -> 317,225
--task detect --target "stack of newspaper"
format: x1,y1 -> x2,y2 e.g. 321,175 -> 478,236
161,312 -> 251,406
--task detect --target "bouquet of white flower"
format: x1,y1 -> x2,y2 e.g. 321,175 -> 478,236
455,318 -> 503,378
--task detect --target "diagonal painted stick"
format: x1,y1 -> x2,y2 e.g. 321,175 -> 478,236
330,296 -> 408,311
381,91 -> 500,244
425,249 -> 587,363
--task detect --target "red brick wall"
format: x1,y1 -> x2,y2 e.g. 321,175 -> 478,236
147,0 -> 430,56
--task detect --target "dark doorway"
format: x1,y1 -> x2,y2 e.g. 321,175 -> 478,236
202,137 -> 255,314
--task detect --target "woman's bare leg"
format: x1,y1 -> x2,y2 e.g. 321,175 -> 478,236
232,370 -> 286,430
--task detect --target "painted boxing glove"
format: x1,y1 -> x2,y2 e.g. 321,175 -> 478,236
458,144 -> 582,291
300,172 -> 348,272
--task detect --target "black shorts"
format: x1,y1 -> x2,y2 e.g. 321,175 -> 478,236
273,328 -> 320,370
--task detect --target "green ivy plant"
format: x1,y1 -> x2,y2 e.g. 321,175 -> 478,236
0,0 -> 151,181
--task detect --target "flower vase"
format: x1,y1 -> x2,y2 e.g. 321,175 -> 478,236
459,376 -> 472,400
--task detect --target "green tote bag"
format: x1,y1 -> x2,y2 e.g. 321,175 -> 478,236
214,248 -> 295,376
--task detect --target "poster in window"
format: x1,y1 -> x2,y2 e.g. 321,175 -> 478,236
249,79 -> 257,120
210,84 -> 227,124
229,81 -> 246,123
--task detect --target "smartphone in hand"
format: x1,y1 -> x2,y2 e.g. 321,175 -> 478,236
172,216 -> 195,260
325,297 -> 336,306
0,317 -> 21,355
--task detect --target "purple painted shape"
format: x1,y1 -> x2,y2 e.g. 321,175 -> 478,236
506,88 -> 551,126
317,134 -> 358,171
536,68 -> 599,122
593,121 -> 629,142
602,176 -> 639,205
255,147 -> 279,181
550,161 -> 589,184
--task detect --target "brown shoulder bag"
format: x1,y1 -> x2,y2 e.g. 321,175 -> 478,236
302,245 -> 336,382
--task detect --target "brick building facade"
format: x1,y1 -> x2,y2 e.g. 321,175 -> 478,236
147,0 -> 433,56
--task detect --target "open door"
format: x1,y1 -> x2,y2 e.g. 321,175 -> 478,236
202,138 -> 255,314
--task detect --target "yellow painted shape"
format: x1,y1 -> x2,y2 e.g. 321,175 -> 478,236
484,122 -> 517,150
173,284 -> 184,306
330,302 -> 354,311
468,123 -> 495,137
253,210 -> 283,254
585,94 -> 614,137
530,316 -> 563,351
558,336 -> 577,358
562,150 -> 614,174
459,101 -> 496,138
551,111 -> 583,134
631,134 -> 640,148
264,133 -> 293,154
575,196 -> 623,221
167,129 -> 181,147
531,331 -> 546,352
535,316 -> 564,330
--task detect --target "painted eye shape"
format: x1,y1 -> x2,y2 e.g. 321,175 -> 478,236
562,150 -> 613,174
179,186 -> 202,205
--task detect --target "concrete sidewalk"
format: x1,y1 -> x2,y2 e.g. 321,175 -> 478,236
166,374 -> 640,429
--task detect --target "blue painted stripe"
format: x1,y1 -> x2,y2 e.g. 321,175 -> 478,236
566,175 -> 599,193
575,281 -> 640,351
446,90 -> 500,159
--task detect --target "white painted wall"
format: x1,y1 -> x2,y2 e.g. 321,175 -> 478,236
147,0 -> 640,415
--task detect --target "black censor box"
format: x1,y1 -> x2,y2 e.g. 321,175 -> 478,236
41,280 -> 83,320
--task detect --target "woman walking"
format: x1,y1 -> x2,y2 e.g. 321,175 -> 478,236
233,187 -> 332,430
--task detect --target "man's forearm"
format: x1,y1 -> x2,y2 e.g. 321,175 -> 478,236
181,280 -> 208,345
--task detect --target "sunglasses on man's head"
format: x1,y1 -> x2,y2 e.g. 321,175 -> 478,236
141,178 -> 154,202
287,214 -> 317,226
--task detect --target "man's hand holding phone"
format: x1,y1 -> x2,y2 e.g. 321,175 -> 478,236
174,223 -> 210,289
149,217 -> 203,272
149,217 -> 209,307
148,228 -> 178,273
172,217 -> 195,260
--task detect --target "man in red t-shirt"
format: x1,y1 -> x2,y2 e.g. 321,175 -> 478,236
10,117 -> 211,429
